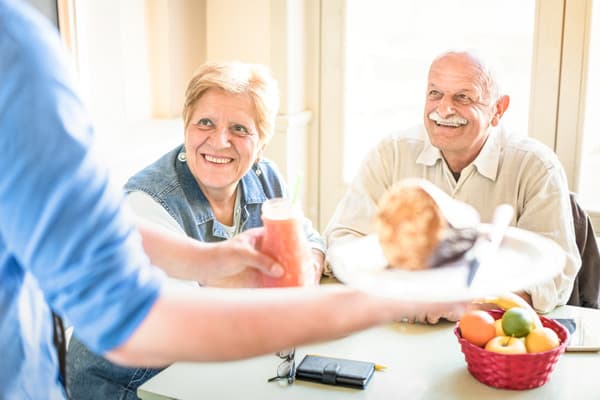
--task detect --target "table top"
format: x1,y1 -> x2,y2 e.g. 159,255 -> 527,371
138,305 -> 600,400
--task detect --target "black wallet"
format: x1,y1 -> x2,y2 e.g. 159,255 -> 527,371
295,355 -> 375,389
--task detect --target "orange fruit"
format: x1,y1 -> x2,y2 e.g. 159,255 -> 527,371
494,319 -> 505,336
459,310 -> 496,347
525,327 -> 560,353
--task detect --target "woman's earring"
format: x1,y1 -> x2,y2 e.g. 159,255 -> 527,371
177,151 -> 187,162
255,162 -> 262,176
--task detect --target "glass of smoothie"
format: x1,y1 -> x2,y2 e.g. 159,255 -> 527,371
260,198 -> 312,287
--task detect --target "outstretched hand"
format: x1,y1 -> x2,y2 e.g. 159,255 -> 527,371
136,220 -> 283,286
397,304 -> 467,325
136,219 -> 320,288
203,228 -> 285,287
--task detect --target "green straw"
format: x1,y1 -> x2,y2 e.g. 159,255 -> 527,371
291,173 -> 303,205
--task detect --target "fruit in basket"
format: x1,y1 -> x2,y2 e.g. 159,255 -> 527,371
458,310 -> 496,347
494,319 -> 505,336
484,335 -> 527,354
525,327 -> 560,353
501,308 -> 534,338
455,310 -> 568,390
473,292 -> 543,329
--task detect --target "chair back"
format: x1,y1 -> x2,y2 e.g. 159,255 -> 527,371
567,193 -> 600,309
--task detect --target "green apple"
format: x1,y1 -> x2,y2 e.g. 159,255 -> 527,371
501,308 -> 534,338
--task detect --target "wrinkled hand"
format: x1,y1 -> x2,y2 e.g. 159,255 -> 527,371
302,249 -> 325,286
400,305 -> 467,325
203,228 -> 284,288
205,229 -> 325,289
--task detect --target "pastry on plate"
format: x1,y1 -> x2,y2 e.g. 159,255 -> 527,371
375,178 -> 479,270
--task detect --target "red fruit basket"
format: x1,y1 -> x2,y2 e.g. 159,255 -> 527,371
454,309 -> 569,390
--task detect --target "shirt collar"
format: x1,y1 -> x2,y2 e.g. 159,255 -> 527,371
416,125 -> 503,181
416,131 -> 443,166
472,126 -> 502,181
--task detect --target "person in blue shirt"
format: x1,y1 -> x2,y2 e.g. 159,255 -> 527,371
67,61 -> 326,399
0,1 -> 463,398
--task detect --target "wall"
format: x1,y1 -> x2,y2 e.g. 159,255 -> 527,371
57,0 -> 319,225
147,0 -> 207,118
26,0 -> 58,26
201,0 -> 318,224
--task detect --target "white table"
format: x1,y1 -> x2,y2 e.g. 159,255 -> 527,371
138,305 -> 600,400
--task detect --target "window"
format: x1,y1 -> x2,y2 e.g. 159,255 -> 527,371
578,0 -> 600,215
320,0 -> 539,228
57,0 -> 191,187
555,0 -> 600,231
342,0 -> 534,182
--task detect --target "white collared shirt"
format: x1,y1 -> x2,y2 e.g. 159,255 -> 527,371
324,124 -> 581,312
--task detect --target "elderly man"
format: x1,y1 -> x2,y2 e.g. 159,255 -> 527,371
325,50 -> 581,321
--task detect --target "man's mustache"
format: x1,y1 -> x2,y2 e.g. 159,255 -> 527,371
428,111 -> 467,127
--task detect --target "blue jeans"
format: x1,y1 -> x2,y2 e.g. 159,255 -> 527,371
67,335 -> 164,400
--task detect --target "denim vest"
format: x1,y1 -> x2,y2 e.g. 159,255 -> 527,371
124,144 -> 324,251
66,145 -> 325,400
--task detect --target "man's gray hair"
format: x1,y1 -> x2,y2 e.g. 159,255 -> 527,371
431,49 -> 504,105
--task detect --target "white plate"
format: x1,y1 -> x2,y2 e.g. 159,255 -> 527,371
328,225 -> 566,302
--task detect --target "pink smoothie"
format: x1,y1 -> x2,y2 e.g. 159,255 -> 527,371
260,199 -> 309,287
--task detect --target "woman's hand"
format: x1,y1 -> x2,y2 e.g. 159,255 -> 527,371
136,220 -> 283,286
202,228 -> 285,287
399,307 -> 466,325
303,249 -> 324,286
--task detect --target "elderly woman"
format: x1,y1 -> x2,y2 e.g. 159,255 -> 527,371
67,61 -> 325,399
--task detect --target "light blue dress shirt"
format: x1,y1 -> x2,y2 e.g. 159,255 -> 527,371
0,0 -> 165,398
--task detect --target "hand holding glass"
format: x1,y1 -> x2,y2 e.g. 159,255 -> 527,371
260,198 -> 313,287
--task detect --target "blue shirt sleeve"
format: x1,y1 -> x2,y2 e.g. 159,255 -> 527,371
0,2 -> 165,354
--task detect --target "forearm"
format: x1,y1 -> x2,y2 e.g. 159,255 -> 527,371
519,211 -> 580,311
105,285 -> 396,366
515,291 -> 533,306
136,219 -> 216,281
527,249 -> 579,313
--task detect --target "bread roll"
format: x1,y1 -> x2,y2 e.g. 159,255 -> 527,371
375,180 -> 447,270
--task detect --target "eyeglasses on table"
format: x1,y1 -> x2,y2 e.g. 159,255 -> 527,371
267,347 -> 295,385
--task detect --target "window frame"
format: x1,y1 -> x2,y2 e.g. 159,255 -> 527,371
556,0 -> 600,229
318,0 -> 599,233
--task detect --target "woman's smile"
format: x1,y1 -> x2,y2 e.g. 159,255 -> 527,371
203,153 -> 234,164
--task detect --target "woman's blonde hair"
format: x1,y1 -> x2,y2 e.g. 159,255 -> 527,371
183,61 -> 280,143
